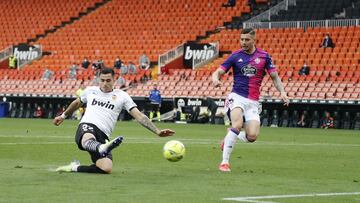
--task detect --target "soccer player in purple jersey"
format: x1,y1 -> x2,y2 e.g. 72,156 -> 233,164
212,28 -> 289,172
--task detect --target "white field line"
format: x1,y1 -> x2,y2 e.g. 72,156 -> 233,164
0,135 -> 360,147
223,192 -> 360,203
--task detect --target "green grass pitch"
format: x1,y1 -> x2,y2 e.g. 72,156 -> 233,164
0,118 -> 359,202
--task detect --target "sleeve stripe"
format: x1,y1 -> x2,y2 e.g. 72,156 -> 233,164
220,65 -> 228,71
129,106 -> 137,112
267,68 -> 277,73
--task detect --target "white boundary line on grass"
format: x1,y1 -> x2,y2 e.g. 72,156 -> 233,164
223,192 -> 360,203
1,135 -> 360,147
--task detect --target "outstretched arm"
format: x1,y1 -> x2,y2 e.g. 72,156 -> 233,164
212,68 -> 226,87
269,71 -> 289,106
129,107 -> 174,137
53,98 -> 82,126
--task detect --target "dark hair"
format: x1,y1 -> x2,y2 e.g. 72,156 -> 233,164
241,28 -> 256,35
100,67 -> 115,76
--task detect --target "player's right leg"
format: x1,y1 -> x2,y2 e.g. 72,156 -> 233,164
98,136 -> 123,156
219,107 -> 244,172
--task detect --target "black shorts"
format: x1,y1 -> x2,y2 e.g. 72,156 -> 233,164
150,103 -> 160,111
75,123 -> 113,163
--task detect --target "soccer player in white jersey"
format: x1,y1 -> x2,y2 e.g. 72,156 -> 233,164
212,28 -> 289,172
54,68 -> 174,174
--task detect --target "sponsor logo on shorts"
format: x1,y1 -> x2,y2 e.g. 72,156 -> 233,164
82,124 -> 94,132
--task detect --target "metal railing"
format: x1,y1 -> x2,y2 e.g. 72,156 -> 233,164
246,0 -> 296,22
192,42 -> 219,69
0,46 -> 13,62
244,18 -> 360,29
158,43 -> 184,74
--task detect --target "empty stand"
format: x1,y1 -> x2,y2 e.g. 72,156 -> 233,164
0,0 -> 102,50
271,0 -> 355,21
23,0 -> 251,71
197,26 -> 360,100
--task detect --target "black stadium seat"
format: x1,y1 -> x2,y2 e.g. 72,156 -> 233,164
310,111 -> 320,128
261,109 -> 269,127
332,111 -> 341,129
353,112 -> 360,130
271,0 -> 356,21
341,112 -> 352,129
279,110 -> 289,127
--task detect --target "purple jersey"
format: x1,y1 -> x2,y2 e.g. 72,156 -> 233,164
221,48 -> 276,101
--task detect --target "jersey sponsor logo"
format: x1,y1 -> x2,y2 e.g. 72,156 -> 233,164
91,98 -> 115,110
241,65 -> 257,77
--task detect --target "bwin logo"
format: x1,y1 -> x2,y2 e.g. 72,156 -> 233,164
13,47 -> 39,60
91,98 -> 115,110
184,46 -> 214,60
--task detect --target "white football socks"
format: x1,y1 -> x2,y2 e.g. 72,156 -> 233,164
237,131 -> 249,143
221,129 -> 238,165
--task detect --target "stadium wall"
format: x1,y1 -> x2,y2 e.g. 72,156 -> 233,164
2,96 -> 360,130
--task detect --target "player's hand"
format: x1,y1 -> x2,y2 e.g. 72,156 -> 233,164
53,116 -> 65,126
280,92 -> 289,106
158,129 -> 175,137
212,79 -> 222,87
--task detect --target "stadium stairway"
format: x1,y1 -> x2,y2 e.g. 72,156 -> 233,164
1,0 -> 258,98
27,0 -> 111,45
25,0 -> 253,71
0,0 -> 105,50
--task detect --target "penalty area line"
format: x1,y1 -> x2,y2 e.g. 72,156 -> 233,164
223,192 -> 360,203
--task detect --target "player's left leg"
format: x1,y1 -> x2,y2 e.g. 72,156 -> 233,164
243,120 -> 260,142
76,157 -> 113,174
237,100 -> 261,142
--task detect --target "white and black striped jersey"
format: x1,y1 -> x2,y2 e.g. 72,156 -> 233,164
80,86 -> 137,137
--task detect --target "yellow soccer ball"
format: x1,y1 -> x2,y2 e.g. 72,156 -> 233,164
163,140 -> 185,162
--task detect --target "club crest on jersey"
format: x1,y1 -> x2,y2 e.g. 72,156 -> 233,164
254,58 -> 261,64
91,98 -> 115,110
112,95 -> 117,100
241,64 -> 257,77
